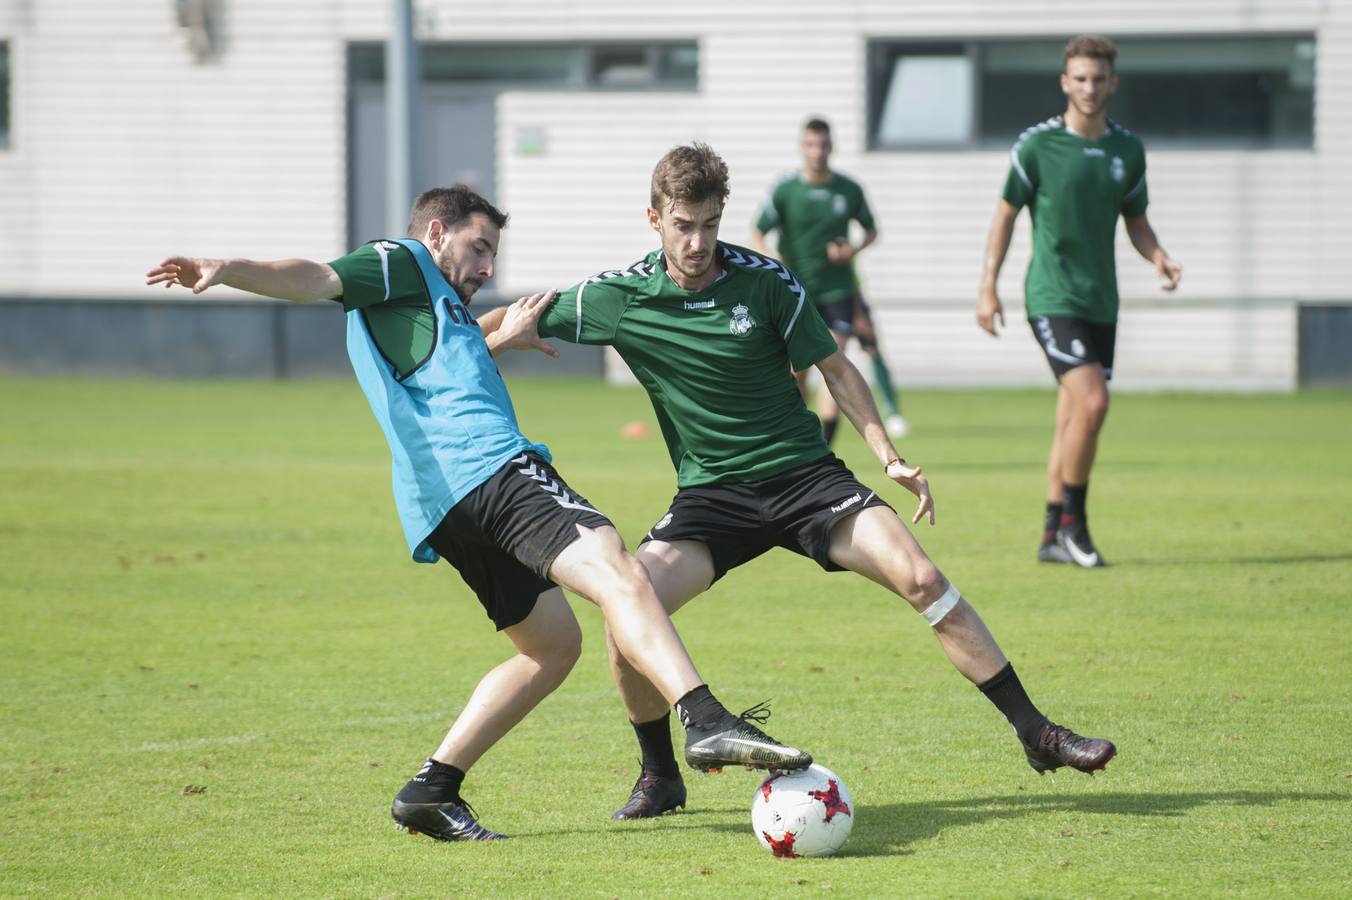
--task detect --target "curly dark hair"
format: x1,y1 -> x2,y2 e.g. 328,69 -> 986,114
650,143 -> 730,211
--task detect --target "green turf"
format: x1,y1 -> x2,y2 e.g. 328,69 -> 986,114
1,377 -> 1348,897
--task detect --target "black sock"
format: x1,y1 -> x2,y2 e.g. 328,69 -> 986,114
1062,482 -> 1088,526
395,757 -> 465,804
977,663 -> 1049,748
822,417 -> 838,447
632,713 -> 680,778
1043,502 -> 1063,546
674,684 -> 730,729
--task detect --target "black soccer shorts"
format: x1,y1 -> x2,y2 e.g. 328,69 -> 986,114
426,452 -> 611,630
639,454 -> 894,583
817,295 -> 859,336
1030,315 -> 1117,381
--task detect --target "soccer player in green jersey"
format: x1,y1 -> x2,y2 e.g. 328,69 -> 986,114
146,186 -> 812,842
482,144 -> 1116,820
752,117 -> 909,444
977,35 -> 1183,568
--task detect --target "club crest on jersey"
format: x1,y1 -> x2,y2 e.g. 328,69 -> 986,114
1110,156 -> 1125,182
833,194 -> 847,217
729,303 -> 757,336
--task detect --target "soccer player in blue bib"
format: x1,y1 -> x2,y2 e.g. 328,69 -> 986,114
147,186 -> 811,842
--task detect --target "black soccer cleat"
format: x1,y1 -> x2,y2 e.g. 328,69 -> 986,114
391,796 -> 509,842
1024,722 -> 1117,775
611,769 -> 687,820
683,701 -> 812,773
1037,541 -> 1073,564
1057,521 -> 1106,568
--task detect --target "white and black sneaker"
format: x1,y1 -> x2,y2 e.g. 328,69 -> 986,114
683,701 -> 812,773
1037,541 -> 1072,564
1057,521 -> 1106,568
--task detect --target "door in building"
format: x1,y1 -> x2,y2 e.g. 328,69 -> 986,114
349,83 -> 499,291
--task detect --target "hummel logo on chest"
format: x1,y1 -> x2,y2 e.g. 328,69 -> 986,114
684,299 -> 716,310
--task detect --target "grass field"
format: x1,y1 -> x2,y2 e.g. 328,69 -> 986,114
1,376 -> 1349,897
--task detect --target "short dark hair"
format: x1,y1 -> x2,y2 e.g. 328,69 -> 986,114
803,117 -> 832,137
650,143 -> 730,210
1064,34 -> 1118,71
407,185 -> 508,238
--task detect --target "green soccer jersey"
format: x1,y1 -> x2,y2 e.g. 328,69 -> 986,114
1002,116 -> 1149,324
329,240 -> 438,378
540,243 -> 839,487
754,172 -> 875,305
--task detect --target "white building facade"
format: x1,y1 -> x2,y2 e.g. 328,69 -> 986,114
2,0 -> 1349,388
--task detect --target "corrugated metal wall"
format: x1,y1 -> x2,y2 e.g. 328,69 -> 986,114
1,0 -> 1346,388
0,1 -> 347,297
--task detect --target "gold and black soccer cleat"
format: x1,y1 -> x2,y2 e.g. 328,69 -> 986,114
683,701 -> 813,773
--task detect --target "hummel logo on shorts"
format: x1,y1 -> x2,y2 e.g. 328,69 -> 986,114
831,493 -> 862,514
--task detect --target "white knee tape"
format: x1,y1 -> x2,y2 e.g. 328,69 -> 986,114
921,583 -> 961,627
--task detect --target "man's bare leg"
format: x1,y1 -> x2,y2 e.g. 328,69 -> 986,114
550,526 -> 810,777
828,506 -> 1115,773
1052,365 -> 1110,566
431,588 -> 582,771
606,540 -> 715,723
392,588 -> 583,842
827,507 -> 1006,685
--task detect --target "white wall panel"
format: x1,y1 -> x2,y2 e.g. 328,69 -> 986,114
0,0 -> 1345,389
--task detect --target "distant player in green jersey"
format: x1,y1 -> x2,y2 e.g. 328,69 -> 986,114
752,117 -> 909,443
977,34 -> 1182,568
146,186 -> 812,843
483,144 -> 1116,821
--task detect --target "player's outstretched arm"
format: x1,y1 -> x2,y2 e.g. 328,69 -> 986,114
1124,214 -> 1182,292
145,256 -> 342,303
976,200 -> 1020,335
482,290 -> 559,358
816,350 -> 935,525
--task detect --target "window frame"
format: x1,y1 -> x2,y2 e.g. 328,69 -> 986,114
347,39 -> 700,93
866,32 -> 1316,153
0,40 -> 10,151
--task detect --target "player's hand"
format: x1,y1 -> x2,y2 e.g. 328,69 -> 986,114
145,256 -> 227,294
1156,253 -> 1182,292
825,238 -> 854,264
492,289 -> 559,357
976,287 -> 1005,336
885,458 -> 935,525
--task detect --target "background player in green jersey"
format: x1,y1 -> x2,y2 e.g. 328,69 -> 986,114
484,144 -> 1116,821
977,35 -> 1183,568
752,117 -> 909,443
146,186 -> 811,843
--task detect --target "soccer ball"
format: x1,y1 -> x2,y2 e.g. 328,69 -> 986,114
751,764 -> 854,858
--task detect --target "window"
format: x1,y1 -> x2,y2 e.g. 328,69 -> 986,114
874,46 -> 973,146
869,35 -> 1315,150
349,41 -> 698,90
0,42 -> 9,150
